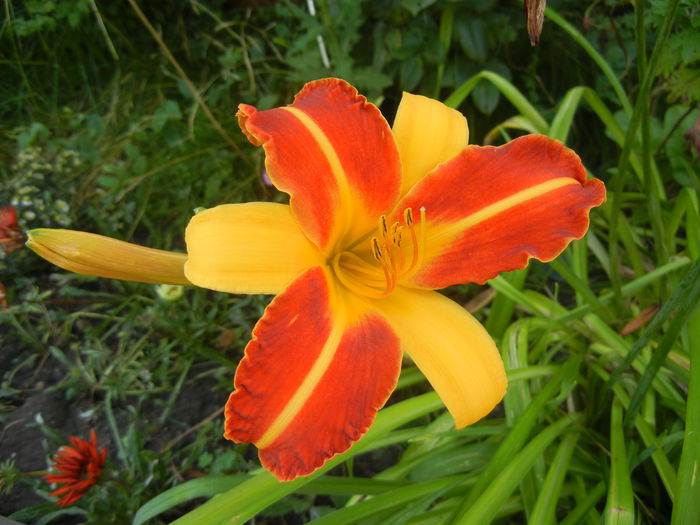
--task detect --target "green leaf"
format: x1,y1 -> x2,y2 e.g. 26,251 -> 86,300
455,18 -> 486,62
529,432 -> 580,525
400,55 -> 424,91
604,400 -> 635,525
549,87 -> 585,142
133,476 -> 248,525
454,415 -> 583,525
309,477 -> 463,525
170,393 -> 443,525
450,358 -> 580,519
672,304 -> 700,524
445,70 -> 548,133
401,0 -> 437,16
622,256 -> 700,430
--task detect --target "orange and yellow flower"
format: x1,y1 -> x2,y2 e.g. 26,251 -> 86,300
44,429 -> 107,507
27,78 -> 605,481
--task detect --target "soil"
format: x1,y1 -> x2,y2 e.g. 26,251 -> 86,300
0,327 -> 229,521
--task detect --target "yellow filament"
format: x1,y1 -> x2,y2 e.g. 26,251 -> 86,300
399,206 -> 426,278
392,224 -> 405,270
378,217 -> 398,289
371,237 -> 396,297
415,207 -> 427,273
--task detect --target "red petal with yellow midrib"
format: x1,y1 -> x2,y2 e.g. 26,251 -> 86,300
237,79 -> 401,250
224,267 -> 402,481
397,135 -> 606,288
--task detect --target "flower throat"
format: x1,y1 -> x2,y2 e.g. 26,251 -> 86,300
331,207 -> 426,299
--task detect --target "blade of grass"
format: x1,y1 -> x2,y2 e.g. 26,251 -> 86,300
544,7 -> 631,115
434,3 -> 454,98
623,257 -> 700,431
560,481 -> 605,525
528,432 -> 580,525
454,414 -> 584,525
170,392 -> 443,525
309,476 -> 463,525
607,0 -> 679,301
549,257 -> 611,319
672,303 -> 700,524
485,268 -> 528,339
604,399 -> 635,525
634,0 -> 667,271
549,87 -> 584,143
450,356 -> 581,520
133,476 -> 247,525
592,365 -> 679,501
444,71 -> 548,133
555,257 -> 690,324
125,0 -> 242,154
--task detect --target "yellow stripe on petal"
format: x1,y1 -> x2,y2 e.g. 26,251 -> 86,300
392,92 -> 468,195
238,79 -> 401,252
27,229 -> 189,285
225,267 -> 402,481
376,287 -> 507,428
256,300 -> 346,449
428,177 -> 579,249
184,202 -> 323,295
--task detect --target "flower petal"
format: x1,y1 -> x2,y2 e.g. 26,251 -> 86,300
376,287 -> 507,428
224,266 -> 402,480
392,92 -> 468,195
26,229 -> 189,285
184,202 -> 322,295
237,78 -> 401,251
397,134 -> 606,288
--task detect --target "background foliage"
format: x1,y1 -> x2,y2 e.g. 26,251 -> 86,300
1,0 -> 699,523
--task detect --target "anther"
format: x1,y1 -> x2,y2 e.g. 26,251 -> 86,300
391,223 -> 402,246
371,237 -> 383,261
400,206 -> 426,278
371,237 -> 396,296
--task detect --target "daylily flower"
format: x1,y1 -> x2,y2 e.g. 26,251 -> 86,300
27,78 -> 605,482
44,429 -> 107,507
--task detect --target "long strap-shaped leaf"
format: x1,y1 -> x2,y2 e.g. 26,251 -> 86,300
167,392 -> 442,525
622,257 -> 700,431
454,414 -> 583,525
672,303 -> 700,524
449,357 -> 581,521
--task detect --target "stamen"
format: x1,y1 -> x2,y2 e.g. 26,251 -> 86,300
416,206 -> 427,270
392,223 -> 405,270
371,237 -> 383,262
379,215 -> 389,235
378,216 -> 398,288
400,206 -> 426,278
371,237 -> 396,297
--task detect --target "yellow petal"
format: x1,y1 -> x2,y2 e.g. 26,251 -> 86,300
184,202 -> 323,295
392,92 -> 469,194
376,287 -> 507,428
26,229 -> 189,285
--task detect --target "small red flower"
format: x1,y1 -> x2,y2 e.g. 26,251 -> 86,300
0,206 -> 23,254
44,429 -> 107,507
